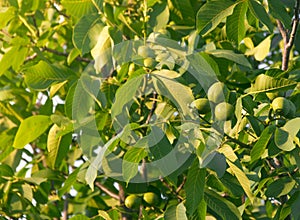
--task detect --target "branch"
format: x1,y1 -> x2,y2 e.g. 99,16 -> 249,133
277,0 -> 300,71
42,47 -> 92,63
94,181 -> 120,200
51,2 -> 70,19
62,194 -> 69,220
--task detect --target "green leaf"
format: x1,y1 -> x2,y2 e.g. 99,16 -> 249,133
98,210 -> 112,220
227,160 -> 254,204
274,118 -> 300,151
184,160 -> 206,216
169,0 -> 195,25
250,74 -> 297,94
61,0 -> 100,18
91,26 -> 113,74
208,49 -> 251,68
23,61 -> 77,91
250,125 -> 275,162
73,13 -> 104,56
47,124 -> 72,169
265,178 -> 296,198
245,35 -> 272,61
71,78 -> 95,122
58,167 -> 80,197
0,164 -> 14,183
164,202 -> 188,220
111,75 -> 145,119
196,0 -> 238,36
204,188 -> 241,220
122,147 -> 147,184
152,74 -> 194,118
226,1 -> 248,44
149,1 -> 170,31
206,152 -> 226,178
0,46 -> 28,76
13,115 -> 53,149
248,0 -> 274,32
0,6 -> 16,29
85,129 -> 125,190
268,0 -> 291,29
147,126 -> 177,177
186,53 -> 218,91
69,214 -> 90,220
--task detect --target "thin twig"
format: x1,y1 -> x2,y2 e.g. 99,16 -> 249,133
94,181 -> 120,200
42,47 -> 92,63
175,176 -> 187,193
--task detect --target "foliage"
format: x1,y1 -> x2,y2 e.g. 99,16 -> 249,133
0,0 -> 300,219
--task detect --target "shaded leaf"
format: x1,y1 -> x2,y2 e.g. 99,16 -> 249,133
196,0 -> 238,36
208,49 -> 251,68
184,160 -> 206,216
186,53 -> 218,91
250,125 -> 275,162
164,202 -> 188,220
23,61 -> 77,91
265,178 -> 296,198
73,13 -> 104,55
275,118 -> 300,151
268,0 -> 291,29
248,0 -> 273,32
204,188 -> 241,220
122,147 -> 147,184
226,2 -> 248,44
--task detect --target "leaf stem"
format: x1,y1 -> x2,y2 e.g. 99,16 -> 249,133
94,181 -> 120,200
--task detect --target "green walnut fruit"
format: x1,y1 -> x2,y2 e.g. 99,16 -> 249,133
191,98 -> 211,114
266,91 -> 284,100
272,97 -> 290,117
207,82 -> 229,104
138,45 -> 155,58
143,192 -> 160,206
124,195 -> 142,209
214,102 -> 234,121
143,57 -> 156,68
286,99 -> 296,118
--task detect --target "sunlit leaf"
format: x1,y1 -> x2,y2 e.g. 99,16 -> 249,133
13,115 -> 52,149
250,74 -> 297,94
